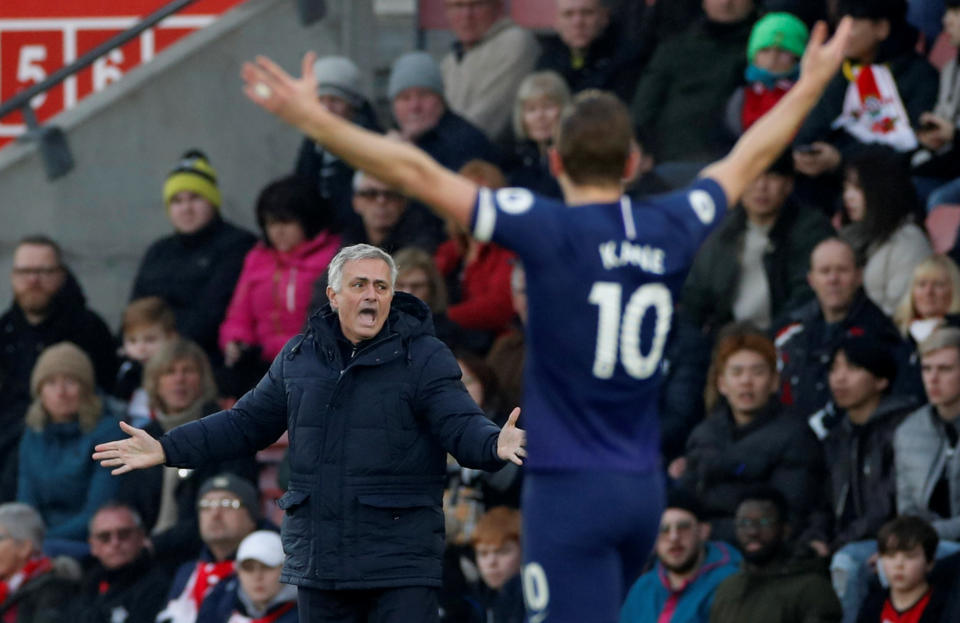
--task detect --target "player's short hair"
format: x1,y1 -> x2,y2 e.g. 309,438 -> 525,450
877,516 -> 938,561
472,506 -> 521,548
327,244 -> 397,293
122,296 -> 176,336
555,90 -> 633,187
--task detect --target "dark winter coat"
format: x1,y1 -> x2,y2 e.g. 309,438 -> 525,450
0,558 -> 80,623
682,200 -> 834,337
535,25 -> 633,100
815,395 -> 917,550
774,291 -> 906,415
130,215 -> 256,363
0,272 -> 118,470
710,556 -> 841,623
70,550 -> 172,623
678,401 -> 826,544
159,292 -> 506,590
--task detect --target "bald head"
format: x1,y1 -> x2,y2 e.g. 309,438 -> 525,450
808,239 -> 862,323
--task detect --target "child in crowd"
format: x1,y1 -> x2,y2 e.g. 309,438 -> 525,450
856,516 -> 948,623
727,12 -> 810,135
470,506 -> 524,623
115,296 -> 177,427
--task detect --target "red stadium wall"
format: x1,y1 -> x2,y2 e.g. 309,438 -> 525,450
0,0 -> 245,149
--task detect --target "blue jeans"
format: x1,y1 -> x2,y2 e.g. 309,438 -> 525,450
831,538 -> 960,623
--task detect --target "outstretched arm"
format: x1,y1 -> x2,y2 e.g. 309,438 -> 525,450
242,54 -> 478,230
701,18 -> 852,206
93,421 -> 166,475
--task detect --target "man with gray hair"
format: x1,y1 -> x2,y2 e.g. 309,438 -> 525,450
95,243 -> 525,623
895,327 -> 960,552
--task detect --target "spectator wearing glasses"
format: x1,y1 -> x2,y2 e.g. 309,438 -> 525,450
710,488 -> 841,623
620,489 -> 741,623
0,236 -> 118,500
341,171 -> 441,254
155,474 -> 266,623
71,502 -> 171,623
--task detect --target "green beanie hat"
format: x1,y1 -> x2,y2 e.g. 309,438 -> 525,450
747,12 -> 809,63
163,149 -> 222,210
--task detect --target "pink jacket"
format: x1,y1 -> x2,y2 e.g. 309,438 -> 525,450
219,232 -> 340,361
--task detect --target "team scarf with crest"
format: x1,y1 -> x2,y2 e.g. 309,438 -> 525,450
832,61 -> 917,152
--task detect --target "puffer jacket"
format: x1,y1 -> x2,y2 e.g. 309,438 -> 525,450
219,232 -> 341,362
160,292 -> 505,590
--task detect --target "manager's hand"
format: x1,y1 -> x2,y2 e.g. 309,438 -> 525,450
92,421 -> 166,475
497,407 -> 527,466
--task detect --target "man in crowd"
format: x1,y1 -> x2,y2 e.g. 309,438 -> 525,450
620,490 -> 741,623
710,488 -> 842,622
441,0 -> 540,142
230,18 -> 851,621
96,245 -> 525,622
536,0 -> 632,100
294,55 -> 380,233
683,152 -> 833,339
0,235 -> 118,500
630,0 -> 757,178
72,502 -> 171,623
340,171 -> 440,253
776,237 -> 904,416
896,327 -> 960,549
155,474 -> 261,623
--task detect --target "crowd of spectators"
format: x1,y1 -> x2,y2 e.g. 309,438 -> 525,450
0,0 -> 959,621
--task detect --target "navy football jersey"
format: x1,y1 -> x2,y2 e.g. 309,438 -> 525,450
470,178 -> 727,472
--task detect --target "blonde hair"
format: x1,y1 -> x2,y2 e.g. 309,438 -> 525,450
893,255 -> 960,335
393,247 -> 447,313
144,339 -> 217,413
512,71 -> 571,142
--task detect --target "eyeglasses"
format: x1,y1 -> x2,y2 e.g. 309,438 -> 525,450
355,188 -> 404,203
658,520 -> 695,535
12,266 -> 61,278
197,498 -> 244,511
91,527 -> 138,544
734,517 -> 778,531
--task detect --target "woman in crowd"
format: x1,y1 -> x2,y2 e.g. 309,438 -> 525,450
17,342 -> 124,548
839,148 -> 932,315
434,161 -> 516,353
131,149 -> 256,365
125,339 -> 257,565
0,503 -> 79,623
219,175 -> 340,391
891,254 -> 960,398
505,71 -> 569,198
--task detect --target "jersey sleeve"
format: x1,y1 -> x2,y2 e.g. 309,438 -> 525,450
657,177 -> 728,251
470,186 -> 564,259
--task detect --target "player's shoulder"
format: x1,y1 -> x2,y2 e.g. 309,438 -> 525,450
484,186 -> 564,212
639,178 -> 725,222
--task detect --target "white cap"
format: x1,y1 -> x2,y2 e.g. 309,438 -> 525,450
236,530 -> 284,567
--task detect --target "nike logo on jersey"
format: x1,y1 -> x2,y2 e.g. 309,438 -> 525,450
598,240 -> 665,274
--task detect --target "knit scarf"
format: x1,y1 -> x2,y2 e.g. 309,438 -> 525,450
226,602 -> 295,623
0,557 -> 53,622
833,61 -> 917,151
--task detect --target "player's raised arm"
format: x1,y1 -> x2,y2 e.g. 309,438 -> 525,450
701,18 -> 852,206
241,53 -> 478,230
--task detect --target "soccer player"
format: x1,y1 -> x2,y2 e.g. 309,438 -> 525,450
239,19 -> 852,623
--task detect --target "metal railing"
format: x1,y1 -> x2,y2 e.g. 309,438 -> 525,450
0,0 -> 326,180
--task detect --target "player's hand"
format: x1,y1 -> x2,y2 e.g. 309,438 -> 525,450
496,407 -> 527,466
242,52 -> 326,132
92,421 -> 166,475
793,142 -> 841,176
917,112 -> 955,151
798,18 -> 852,90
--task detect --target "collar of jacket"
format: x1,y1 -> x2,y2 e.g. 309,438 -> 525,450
837,393 -> 918,430
173,214 -> 226,248
451,17 -> 516,60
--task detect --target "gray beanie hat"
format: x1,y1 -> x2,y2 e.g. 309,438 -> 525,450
313,55 -> 363,107
387,52 -> 444,100
198,473 -> 261,522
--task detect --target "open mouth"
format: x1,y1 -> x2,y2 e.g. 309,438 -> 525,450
358,308 -> 377,327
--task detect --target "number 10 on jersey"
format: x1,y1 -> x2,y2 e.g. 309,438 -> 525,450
588,282 -> 673,380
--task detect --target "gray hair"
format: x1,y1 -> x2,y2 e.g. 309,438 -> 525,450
0,503 -> 45,552
89,501 -> 144,533
512,71 -> 571,142
919,327 -> 960,358
327,244 -> 398,293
